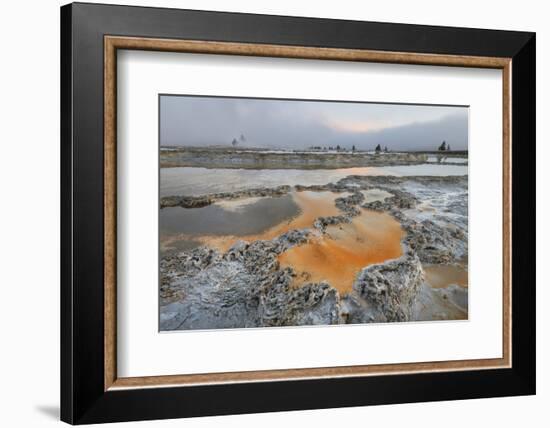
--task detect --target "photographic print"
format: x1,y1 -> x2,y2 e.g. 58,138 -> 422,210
159,95 -> 469,331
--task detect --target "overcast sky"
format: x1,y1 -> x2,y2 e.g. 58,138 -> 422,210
160,95 -> 468,151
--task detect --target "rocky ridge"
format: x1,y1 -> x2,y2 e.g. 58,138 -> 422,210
160,147 -> 429,169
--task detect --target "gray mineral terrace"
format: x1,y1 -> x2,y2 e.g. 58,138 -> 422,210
160,170 -> 469,331
160,146 -> 468,169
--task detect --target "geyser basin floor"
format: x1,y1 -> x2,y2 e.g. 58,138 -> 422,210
159,174 -> 469,330
161,189 -> 404,293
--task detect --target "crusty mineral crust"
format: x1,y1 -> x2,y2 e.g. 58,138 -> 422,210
160,174 -> 468,330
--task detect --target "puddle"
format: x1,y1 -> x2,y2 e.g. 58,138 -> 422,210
160,194 -> 299,237
161,191 -> 347,253
278,209 -> 404,294
361,188 -> 393,203
423,264 -> 468,289
214,197 -> 265,212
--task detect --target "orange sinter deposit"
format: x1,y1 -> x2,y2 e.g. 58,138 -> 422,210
423,264 -> 468,289
278,209 -> 404,294
198,191 -> 346,253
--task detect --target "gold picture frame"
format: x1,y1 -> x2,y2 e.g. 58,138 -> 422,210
103,36 -> 512,391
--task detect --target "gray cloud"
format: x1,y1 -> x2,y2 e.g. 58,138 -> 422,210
337,114 -> 468,151
160,95 -> 468,151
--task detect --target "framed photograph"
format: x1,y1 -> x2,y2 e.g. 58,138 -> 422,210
60,2 -> 535,424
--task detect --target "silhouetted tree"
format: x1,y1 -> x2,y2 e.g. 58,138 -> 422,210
375,144 -> 382,153
384,146 -> 388,153
352,145 -> 356,152
336,145 -> 341,151
438,141 -> 447,151
447,144 -> 451,151
231,138 -> 238,147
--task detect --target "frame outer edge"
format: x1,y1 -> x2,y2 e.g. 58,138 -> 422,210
510,33 -> 536,392
63,3 -> 535,423
60,3 -> 75,424
73,2 -> 534,58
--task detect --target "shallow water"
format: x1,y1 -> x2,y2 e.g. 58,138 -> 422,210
160,164 -> 468,196
361,188 -> 393,203
161,191 -> 346,253
424,264 -> 468,289
426,156 -> 468,164
370,164 -> 467,176
278,209 -> 404,294
161,194 -> 299,237
198,191 -> 346,253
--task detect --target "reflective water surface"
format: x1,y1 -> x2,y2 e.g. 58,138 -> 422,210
161,165 -> 468,196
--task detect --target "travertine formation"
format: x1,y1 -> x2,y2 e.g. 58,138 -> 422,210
160,175 -> 468,330
160,147 -> 430,169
